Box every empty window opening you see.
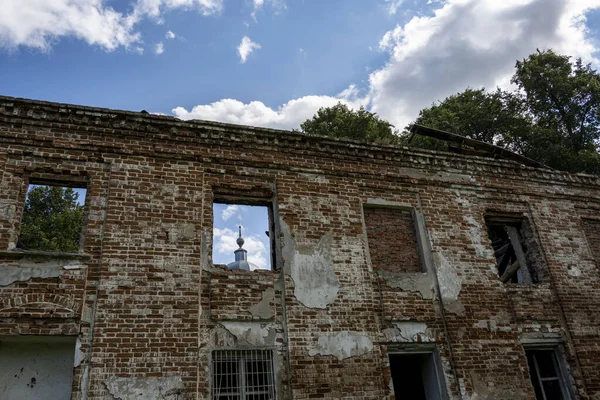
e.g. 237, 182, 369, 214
582, 218, 600, 270
18, 184, 86, 252
212, 349, 276, 399
486, 217, 541, 284
364, 207, 423, 273
525, 349, 572, 400
0, 336, 76, 400
389, 352, 447, 400
213, 202, 275, 271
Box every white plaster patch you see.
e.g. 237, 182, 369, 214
106, 376, 183, 399
383, 321, 435, 342
474, 319, 497, 332
281, 223, 339, 309
63, 265, 84, 270
567, 265, 582, 277
388, 321, 434, 342
377, 271, 433, 299
249, 288, 275, 320
221, 322, 277, 346
73, 339, 85, 367
464, 214, 491, 259
0, 266, 62, 286
308, 331, 373, 361
299, 173, 329, 184
434, 252, 464, 315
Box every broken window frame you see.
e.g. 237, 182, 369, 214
485, 216, 538, 284
17, 178, 88, 253
211, 349, 276, 399
387, 347, 449, 400
212, 194, 278, 271
524, 346, 574, 400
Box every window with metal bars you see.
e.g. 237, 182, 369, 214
525, 349, 572, 400
212, 349, 276, 400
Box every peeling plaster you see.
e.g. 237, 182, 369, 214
567, 265, 582, 277
382, 321, 435, 342
474, 319, 497, 332
464, 214, 491, 259
221, 322, 278, 346
105, 376, 183, 400
281, 220, 339, 309
398, 167, 475, 184
200, 229, 210, 269
165, 222, 195, 243
434, 252, 464, 315
0, 266, 61, 286
249, 288, 275, 320
308, 331, 373, 360
377, 270, 433, 299
0, 202, 16, 220
73, 339, 85, 367
468, 372, 530, 400
299, 173, 329, 184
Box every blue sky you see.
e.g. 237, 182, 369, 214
2, 0, 599, 130
5, 0, 600, 266
213, 203, 270, 269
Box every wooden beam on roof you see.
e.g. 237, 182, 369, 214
409, 124, 551, 169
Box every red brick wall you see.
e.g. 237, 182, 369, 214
364, 207, 422, 273
0, 96, 599, 399
209, 268, 278, 321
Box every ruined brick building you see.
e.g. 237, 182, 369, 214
0, 95, 599, 399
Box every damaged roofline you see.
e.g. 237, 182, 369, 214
409, 124, 550, 169
3, 95, 596, 183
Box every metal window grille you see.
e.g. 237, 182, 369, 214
212, 349, 276, 400
525, 349, 571, 400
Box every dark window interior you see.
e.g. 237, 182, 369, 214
525, 349, 569, 400
486, 217, 540, 284
389, 353, 444, 400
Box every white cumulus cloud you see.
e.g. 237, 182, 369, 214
155, 42, 164, 54
132, 0, 223, 19
166, 30, 176, 39
172, 0, 600, 132
173, 90, 365, 130
237, 36, 261, 63
369, 0, 600, 129
221, 205, 239, 221
0, 0, 140, 51
0, 0, 222, 51
385, 0, 403, 15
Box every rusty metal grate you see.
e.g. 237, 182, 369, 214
212, 349, 275, 399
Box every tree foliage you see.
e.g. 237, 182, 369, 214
18, 186, 84, 252
300, 103, 399, 144
408, 50, 600, 174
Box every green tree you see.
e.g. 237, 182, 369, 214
512, 50, 600, 172
408, 50, 600, 174
18, 186, 84, 252
407, 88, 532, 153
300, 102, 399, 144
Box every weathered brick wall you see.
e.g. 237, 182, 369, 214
0, 95, 599, 400
364, 207, 422, 273
209, 267, 278, 321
